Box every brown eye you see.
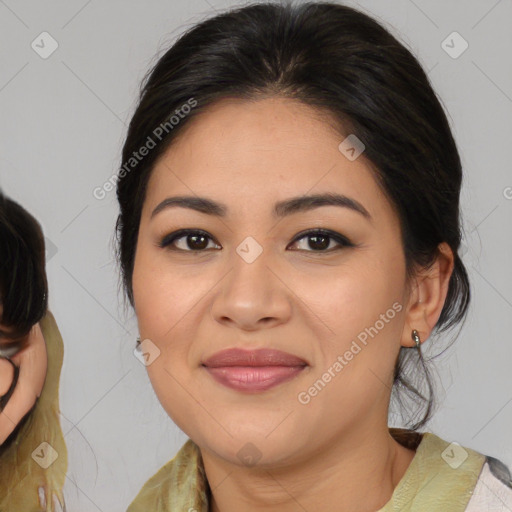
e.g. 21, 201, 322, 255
159, 229, 220, 252
288, 229, 354, 253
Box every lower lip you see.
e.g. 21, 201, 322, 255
204, 365, 306, 392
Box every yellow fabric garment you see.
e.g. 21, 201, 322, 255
127, 428, 487, 512
0, 310, 68, 511
376, 430, 486, 512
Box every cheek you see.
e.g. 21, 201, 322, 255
133, 244, 182, 338
132, 246, 208, 377
294, 258, 404, 374
133, 268, 206, 343
294, 259, 395, 331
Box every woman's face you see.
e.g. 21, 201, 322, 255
132, 97, 428, 465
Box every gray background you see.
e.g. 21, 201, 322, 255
1, 0, 511, 510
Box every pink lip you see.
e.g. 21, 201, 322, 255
202, 348, 308, 367
204, 366, 306, 392
202, 348, 308, 392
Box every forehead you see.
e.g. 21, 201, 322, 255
144, 97, 394, 223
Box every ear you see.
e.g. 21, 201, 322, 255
401, 242, 455, 348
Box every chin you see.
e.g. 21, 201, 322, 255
197, 428, 304, 469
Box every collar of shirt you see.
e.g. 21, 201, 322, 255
127, 428, 488, 512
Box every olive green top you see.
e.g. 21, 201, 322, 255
0, 310, 68, 511
127, 428, 488, 512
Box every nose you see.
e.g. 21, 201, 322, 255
209, 244, 292, 331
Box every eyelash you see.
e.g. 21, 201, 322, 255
158, 228, 354, 254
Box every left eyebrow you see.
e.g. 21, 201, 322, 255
150, 193, 372, 222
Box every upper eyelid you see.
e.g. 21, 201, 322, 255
162, 228, 350, 249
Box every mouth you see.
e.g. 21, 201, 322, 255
202, 347, 308, 392
203, 365, 306, 392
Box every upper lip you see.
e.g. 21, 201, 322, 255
202, 348, 308, 368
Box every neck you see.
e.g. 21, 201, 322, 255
202, 425, 417, 512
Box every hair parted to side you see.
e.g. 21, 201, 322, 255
114, 1, 471, 430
